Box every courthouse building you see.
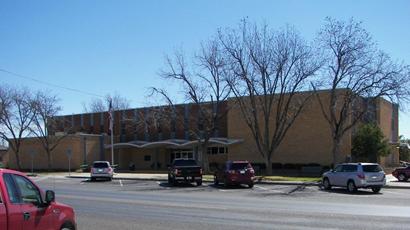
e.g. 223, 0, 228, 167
5, 89, 400, 171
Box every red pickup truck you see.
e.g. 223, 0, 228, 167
0, 169, 76, 230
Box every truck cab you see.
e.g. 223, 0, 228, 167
0, 169, 76, 230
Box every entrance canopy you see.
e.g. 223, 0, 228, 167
105, 138, 243, 149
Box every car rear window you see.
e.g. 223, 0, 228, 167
93, 162, 109, 168
173, 160, 198, 166
362, 165, 383, 172
230, 163, 251, 170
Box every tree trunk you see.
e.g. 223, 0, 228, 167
265, 156, 272, 175
14, 150, 22, 170
47, 149, 52, 172
199, 144, 210, 173
331, 137, 342, 167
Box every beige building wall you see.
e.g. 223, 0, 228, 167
6, 135, 103, 170
377, 98, 400, 166
227, 91, 352, 167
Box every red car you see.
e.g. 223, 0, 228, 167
392, 165, 410, 182
0, 169, 76, 230
214, 161, 255, 188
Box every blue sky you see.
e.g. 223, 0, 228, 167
0, 0, 409, 137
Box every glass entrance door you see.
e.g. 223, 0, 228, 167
170, 149, 194, 162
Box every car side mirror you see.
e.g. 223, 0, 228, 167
45, 190, 55, 204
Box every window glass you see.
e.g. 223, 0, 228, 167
343, 165, 358, 172
334, 165, 343, 172
144, 155, 151, 162
219, 147, 225, 154
230, 163, 251, 170
12, 175, 42, 204
93, 162, 109, 168
211, 147, 218, 155
173, 159, 197, 166
3, 174, 19, 203
362, 165, 383, 172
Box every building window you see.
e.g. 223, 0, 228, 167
207, 147, 227, 155
144, 155, 151, 161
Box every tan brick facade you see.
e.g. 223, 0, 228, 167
4, 90, 399, 171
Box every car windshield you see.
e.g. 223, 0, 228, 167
362, 165, 383, 172
173, 160, 197, 166
93, 162, 109, 168
231, 163, 250, 170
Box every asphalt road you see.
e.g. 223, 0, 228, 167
34, 176, 410, 230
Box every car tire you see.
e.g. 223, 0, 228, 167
323, 178, 332, 190
223, 178, 229, 188
371, 187, 381, 193
90, 177, 95, 182
248, 182, 254, 188
196, 180, 202, 186
108, 177, 112, 181
398, 173, 408, 182
60, 222, 75, 230
347, 180, 357, 193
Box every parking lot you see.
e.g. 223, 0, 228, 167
32, 175, 410, 230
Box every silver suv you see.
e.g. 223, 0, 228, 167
322, 163, 386, 193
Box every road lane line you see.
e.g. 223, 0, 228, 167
32, 176, 50, 182
119, 179, 123, 187
254, 185, 269, 190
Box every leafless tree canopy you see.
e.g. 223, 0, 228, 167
152, 39, 231, 171
31, 91, 67, 170
315, 17, 410, 164
83, 93, 130, 113
0, 85, 36, 170
219, 21, 320, 174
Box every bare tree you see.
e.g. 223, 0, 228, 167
83, 93, 130, 113
0, 86, 36, 170
315, 18, 410, 165
219, 21, 320, 175
30, 91, 67, 171
154, 39, 231, 172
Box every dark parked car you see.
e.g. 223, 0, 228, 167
214, 161, 255, 188
392, 165, 410, 182
168, 159, 203, 186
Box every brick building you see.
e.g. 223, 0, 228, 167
5, 89, 400, 171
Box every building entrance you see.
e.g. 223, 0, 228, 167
170, 149, 194, 162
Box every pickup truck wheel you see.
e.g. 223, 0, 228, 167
398, 173, 408, 182
347, 180, 357, 193
371, 187, 381, 193
196, 180, 202, 186
214, 176, 219, 186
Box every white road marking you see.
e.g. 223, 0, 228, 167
156, 181, 161, 184
31, 176, 50, 182
119, 179, 123, 187
254, 185, 269, 190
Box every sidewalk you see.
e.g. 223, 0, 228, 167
34, 172, 410, 189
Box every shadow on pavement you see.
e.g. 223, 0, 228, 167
319, 187, 383, 195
